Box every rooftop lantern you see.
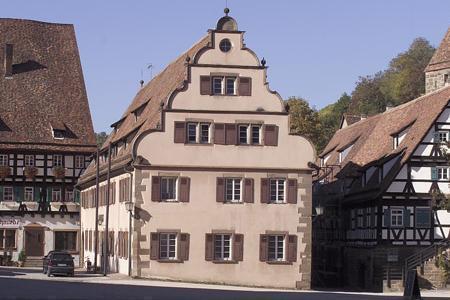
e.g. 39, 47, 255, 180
216, 8, 238, 31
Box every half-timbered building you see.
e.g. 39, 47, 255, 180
312, 27, 450, 291
78, 9, 315, 289
0, 19, 97, 266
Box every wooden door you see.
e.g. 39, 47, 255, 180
25, 228, 44, 256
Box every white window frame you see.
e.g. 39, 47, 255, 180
269, 179, 286, 203
65, 190, 74, 202
52, 188, 62, 202
225, 178, 242, 203
238, 124, 249, 144
160, 177, 178, 202
391, 208, 404, 227
199, 123, 210, 144
53, 155, 63, 167
212, 77, 223, 95
74, 156, 84, 169
3, 187, 13, 201
437, 131, 449, 143
437, 167, 449, 181
159, 233, 177, 260
393, 135, 399, 150
187, 123, 197, 144
268, 235, 285, 262
0, 154, 8, 167
24, 187, 34, 202
24, 155, 35, 167
214, 234, 232, 261
225, 77, 236, 95
250, 125, 261, 145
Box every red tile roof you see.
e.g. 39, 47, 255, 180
0, 19, 96, 153
425, 27, 450, 72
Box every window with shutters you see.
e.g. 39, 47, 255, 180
53, 154, 63, 167
268, 235, 285, 261
251, 125, 261, 144
24, 155, 34, 167
213, 77, 223, 95
416, 207, 431, 228
225, 178, 241, 202
52, 188, 62, 202
270, 179, 285, 203
238, 124, 262, 145
238, 125, 248, 144
437, 167, 449, 180
24, 187, 34, 202
186, 122, 211, 144
0, 154, 8, 167
214, 234, 232, 261
390, 208, 403, 227
161, 177, 178, 201
159, 233, 177, 260
3, 187, 13, 201
187, 123, 197, 143
225, 77, 236, 95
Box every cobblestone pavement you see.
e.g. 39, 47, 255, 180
0, 267, 448, 300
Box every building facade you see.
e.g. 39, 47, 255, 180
0, 19, 97, 265
78, 11, 315, 289
313, 27, 450, 291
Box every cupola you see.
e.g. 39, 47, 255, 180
216, 8, 238, 31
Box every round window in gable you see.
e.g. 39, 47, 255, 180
219, 39, 232, 53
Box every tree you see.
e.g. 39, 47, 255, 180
318, 93, 351, 149
349, 72, 389, 115
287, 97, 323, 152
95, 132, 108, 148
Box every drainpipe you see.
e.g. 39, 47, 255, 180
123, 164, 134, 277
103, 144, 112, 276
94, 149, 100, 272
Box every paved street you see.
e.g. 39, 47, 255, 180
0, 267, 449, 300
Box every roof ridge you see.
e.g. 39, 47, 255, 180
0, 18, 73, 26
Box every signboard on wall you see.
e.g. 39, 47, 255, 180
0, 218, 22, 228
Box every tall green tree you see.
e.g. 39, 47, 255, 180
95, 132, 108, 148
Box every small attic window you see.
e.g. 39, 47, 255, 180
53, 129, 65, 139
392, 125, 411, 149
219, 39, 232, 53
131, 100, 149, 122
51, 121, 67, 140
338, 144, 354, 163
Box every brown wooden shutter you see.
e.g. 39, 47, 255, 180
179, 177, 190, 202
151, 176, 161, 202
287, 179, 298, 204
264, 124, 279, 146
214, 123, 226, 145
174, 122, 186, 143
238, 77, 252, 96
205, 233, 213, 261
178, 233, 190, 261
89, 230, 92, 252
225, 124, 237, 145
260, 178, 269, 203
233, 234, 244, 261
125, 232, 129, 259
259, 234, 268, 262
150, 233, 159, 260
287, 235, 298, 262
243, 178, 254, 203
200, 76, 211, 95
216, 178, 225, 203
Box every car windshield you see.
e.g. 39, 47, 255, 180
52, 254, 71, 261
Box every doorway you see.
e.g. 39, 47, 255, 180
25, 227, 45, 256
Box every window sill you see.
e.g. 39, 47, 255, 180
184, 143, 213, 146
267, 202, 289, 205
266, 260, 292, 265
212, 260, 238, 264
160, 200, 180, 203
157, 259, 183, 263
223, 201, 244, 205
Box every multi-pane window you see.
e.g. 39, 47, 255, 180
239, 125, 248, 144
0, 229, 16, 249
214, 234, 232, 260
268, 235, 285, 261
225, 178, 241, 202
24, 155, 34, 167
65, 190, 74, 202
187, 123, 197, 143
54, 231, 77, 251
437, 131, 449, 143
225, 77, 236, 95
391, 208, 404, 227
24, 187, 34, 202
356, 209, 364, 228
187, 123, 210, 144
437, 167, 449, 180
75, 156, 84, 169
213, 77, 223, 95
251, 125, 261, 144
53, 155, 63, 167
0, 154, 8, 166
159, 233, 177, 260
3, 187, 13, 201
416, 207, 431, 228
161, 177, 177, 201
270, 179, 286, 203
52, 188, 62, 202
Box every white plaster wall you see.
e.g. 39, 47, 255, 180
435, 210, 450, 239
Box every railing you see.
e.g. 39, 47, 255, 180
402, 239, 450, 285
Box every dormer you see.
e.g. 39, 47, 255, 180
391, 123, 413, 150
50, 120, 67, 140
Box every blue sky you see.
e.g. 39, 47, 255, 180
3, 0, 450, 132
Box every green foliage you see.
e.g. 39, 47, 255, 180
18, 249, 26, 262
318, 93, 351, 149
435, 252, 449, 282
95, 132, 108, 148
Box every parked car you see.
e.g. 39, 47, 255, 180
42, 251, 74, 277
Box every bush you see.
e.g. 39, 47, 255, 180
18, 249, 26, 262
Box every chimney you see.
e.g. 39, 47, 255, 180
4, 44, 13, 78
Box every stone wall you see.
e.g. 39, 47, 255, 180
425, 69, 449, 94
418, 257, 448, 289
